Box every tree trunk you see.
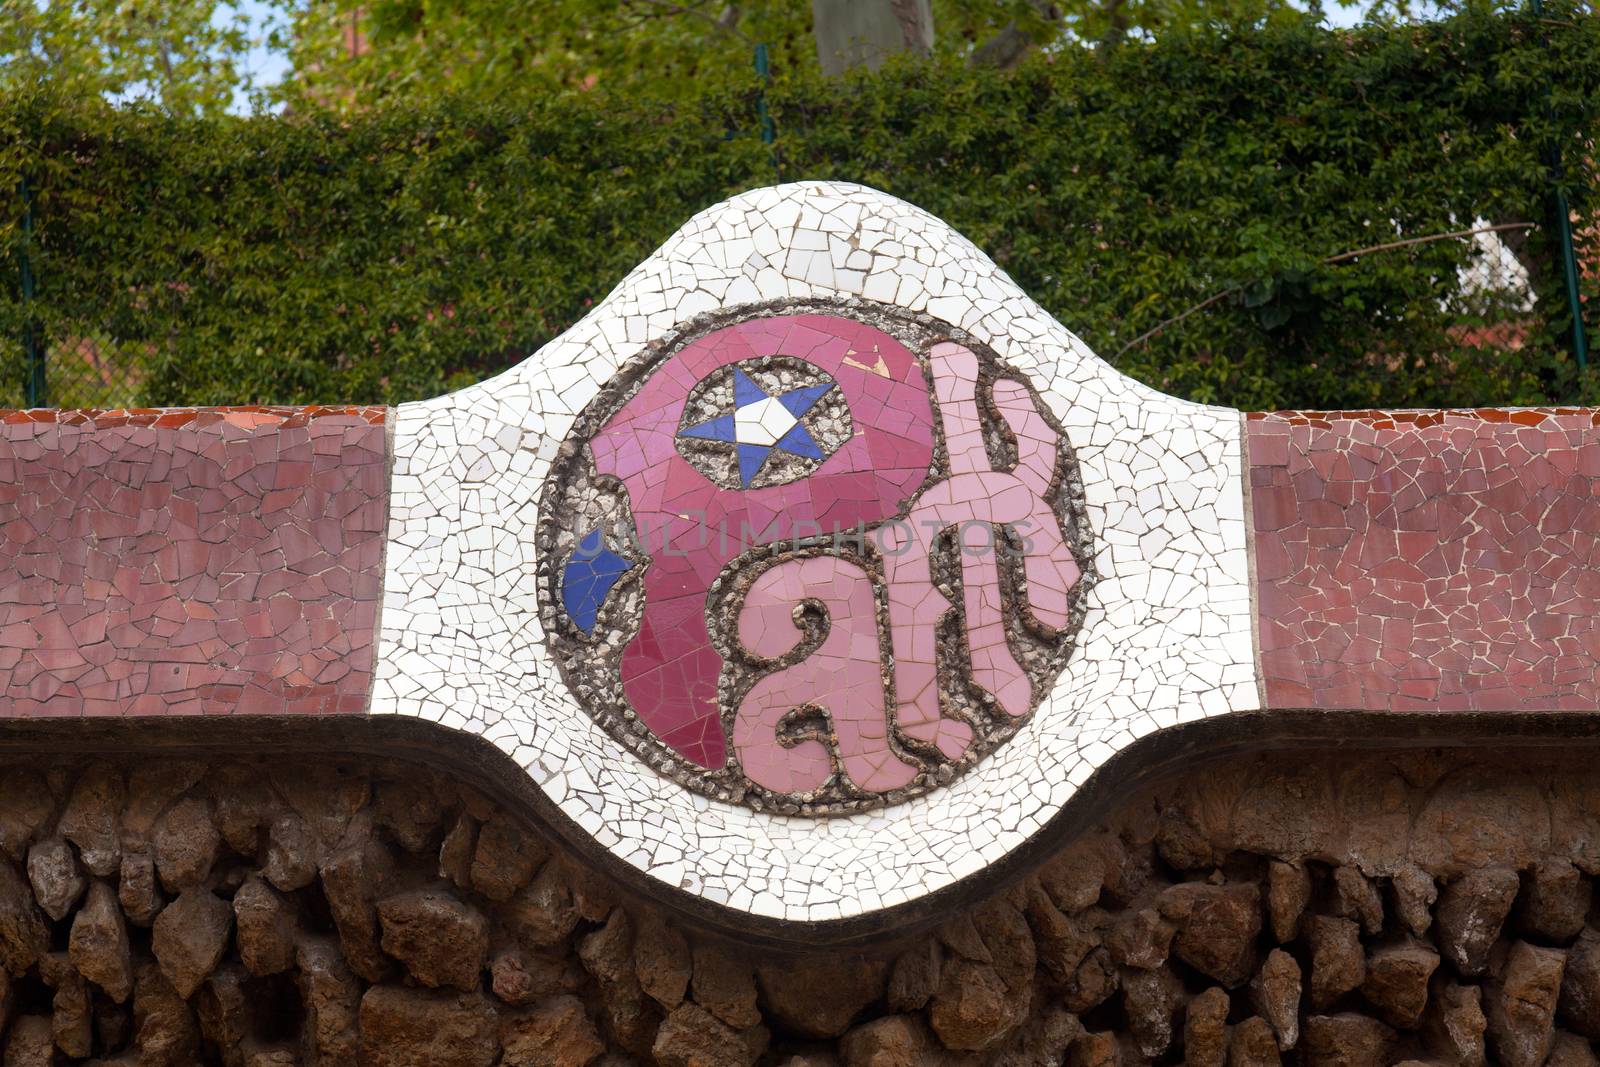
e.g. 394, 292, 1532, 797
811, 0, 934, 75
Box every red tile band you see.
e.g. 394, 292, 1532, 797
0, 407, 388, 717
5, 401, 1598, 724
1249, 409, 1600, 712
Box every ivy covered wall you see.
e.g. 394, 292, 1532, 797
2, 7, 1596, 411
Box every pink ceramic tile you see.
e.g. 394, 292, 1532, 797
0, 406, 388, 718
732, 555, 915, 794
877, 343, 1083, 757
1249, 409, 1600, 713
597, 316, 935, 769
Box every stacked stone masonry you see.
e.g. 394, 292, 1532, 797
0, 749, 1594, 1065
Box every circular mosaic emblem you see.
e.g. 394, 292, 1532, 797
538, 305, 1095, 814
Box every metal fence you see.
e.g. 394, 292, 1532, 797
1449, 216, 1591, 373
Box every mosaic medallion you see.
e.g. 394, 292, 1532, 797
538, 304, 1094, 813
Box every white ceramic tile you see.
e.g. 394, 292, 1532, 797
372, 182, 1259, 923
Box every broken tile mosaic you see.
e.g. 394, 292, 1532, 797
374, 182, 1259, 922
1249, 408, 1600, 713
0, 406, 386, 718
560, 530, 635, 635
678, 367, 837, 487
8, 183, 1599, 931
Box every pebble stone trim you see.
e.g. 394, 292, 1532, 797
374, 182, 1259, 922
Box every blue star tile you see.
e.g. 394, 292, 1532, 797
732, 367, 766, 406
678, 413, 736, 443
778, 382, 833, 418
775, 422, 824, 460
562, 529, 634, 634
677, 367, 841, 488
737, 443, 771, 486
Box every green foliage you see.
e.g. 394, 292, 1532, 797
2, 8, 1596, 410
0, 0, 269, 116
271, 0, 1330, 111
277, 0, 810, 107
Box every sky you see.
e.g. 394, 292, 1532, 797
230, 0, 293, 113
224, 0, 1377, 114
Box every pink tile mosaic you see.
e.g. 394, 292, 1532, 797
877, 342, 1082, 759
0, 406, 388, 717
589, 315, 937, 769
553, 308, 1093, 810
1249, 408, 1600, 712
374, 182, 1251, 920
732, 555, 914, 794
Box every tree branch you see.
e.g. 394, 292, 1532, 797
970, 0, 1062, 69
625, 0, 754, 44
969, 24, 1033, 69
1321, 222, 1535, 264
1113, 223, 1539, 360
1112, 288, 1239, 360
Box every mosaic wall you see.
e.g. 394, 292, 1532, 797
3, 183, 1599, 935
377, 183, 1256, 923
0, 407, 386, 718
1250, 409, 1600, 712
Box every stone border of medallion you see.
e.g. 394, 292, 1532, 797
534, 298, 1098, 816
375, 181, 1259, 925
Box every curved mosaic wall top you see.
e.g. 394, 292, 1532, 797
378, 183, 1255, 926
4, 182, 1600, 935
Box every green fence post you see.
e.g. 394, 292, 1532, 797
19, 176, 45, 407
754, 43, 779, 181
1530, 0, 1589, 375
1551, 185, 1590, 374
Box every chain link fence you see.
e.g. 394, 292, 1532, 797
1446, 219, 1590, 369
1452, 217, 1594, 381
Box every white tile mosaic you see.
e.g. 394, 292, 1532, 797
372, 182, 1260, 922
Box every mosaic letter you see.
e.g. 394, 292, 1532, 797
877, 342, 1082, 759
589, 315, 935, 768
732, 555, 917, 794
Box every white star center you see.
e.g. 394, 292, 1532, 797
734, 396, 799, 447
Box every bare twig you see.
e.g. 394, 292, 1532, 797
1112, 289, 1240, 360
1322, 221, 1535, 264
1113, 222, 1538, 360
626, 0, 754, 44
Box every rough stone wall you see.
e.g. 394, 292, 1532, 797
2, 749, 1600, 1065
